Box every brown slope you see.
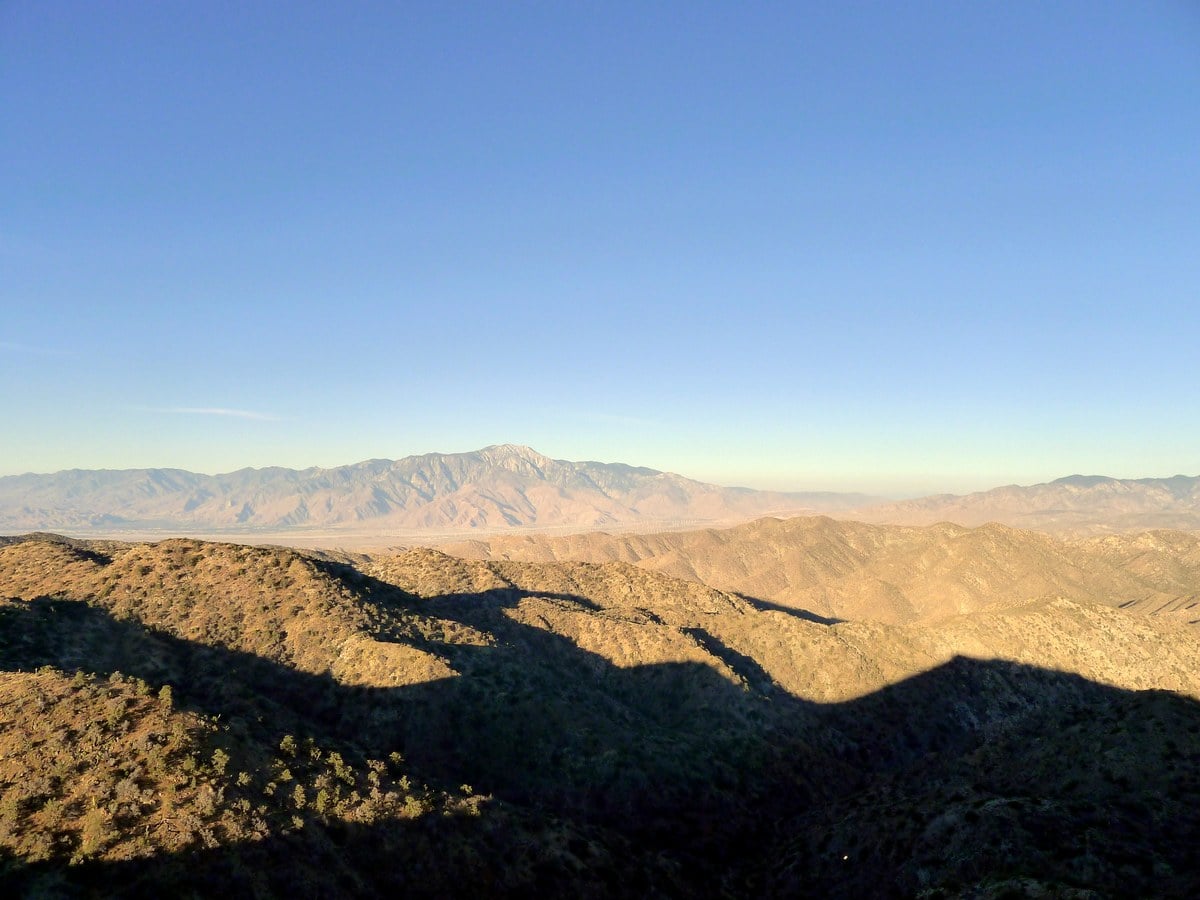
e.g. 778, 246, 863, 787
6, 535, 1200, 897
0, 607, 624, 898
0, 535, 452, 687
15, 530, 1197, 729
440, 515, 1200, 624
6, 533, 1200, 721
14, 532, 1195, 724
1068, 528, 1200, 618
360, 548, 1200, 704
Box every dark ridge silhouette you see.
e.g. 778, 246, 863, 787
3, 572, 1200, 895
772, 680, 1200, 899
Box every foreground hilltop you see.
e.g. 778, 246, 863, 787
4, 533, 1200, 895
0, 445, 871, 535
445, 514, 1200, 624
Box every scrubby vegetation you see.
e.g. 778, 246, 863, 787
0, 667, 457, 865
3, 533, 1200, 897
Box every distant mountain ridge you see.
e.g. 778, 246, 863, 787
850, 473, 1200, 535
0, 444, 872, 534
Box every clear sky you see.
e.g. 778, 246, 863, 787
2, 2, 1198, 495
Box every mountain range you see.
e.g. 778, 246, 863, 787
0, 444, 871, 536
851, 473, 1200, 535
2, 447, 1197, 540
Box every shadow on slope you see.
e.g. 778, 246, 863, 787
3, 582, 1200, 897
734, 592, 845, 625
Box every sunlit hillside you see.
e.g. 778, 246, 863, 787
4, 533, 1200, 896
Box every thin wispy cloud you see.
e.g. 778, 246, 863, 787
149, 406, 283, 422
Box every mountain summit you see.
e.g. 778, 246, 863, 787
0, 445, 873, 535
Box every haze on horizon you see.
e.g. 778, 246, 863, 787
2, 3, 1197, 496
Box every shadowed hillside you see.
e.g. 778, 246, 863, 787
3, 534, 1200, 896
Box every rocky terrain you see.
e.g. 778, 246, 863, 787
0, 445, 871, 535
445, 515, 1200, 624
3, 531, 1200, 896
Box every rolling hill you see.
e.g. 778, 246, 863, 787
443, 514, 1200, 624
4, 533, 1200, 895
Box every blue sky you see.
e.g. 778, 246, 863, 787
2, 2, 1198, 494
